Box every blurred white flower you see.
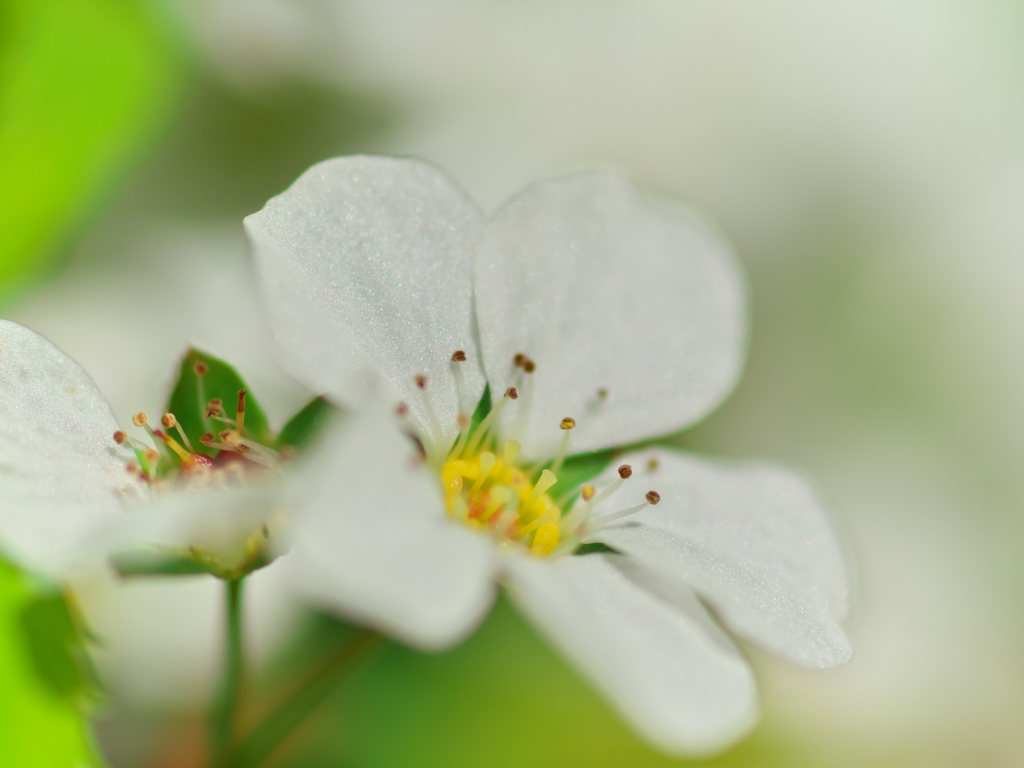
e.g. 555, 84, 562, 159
0, 320, 286, 578
244, 155, 853, 755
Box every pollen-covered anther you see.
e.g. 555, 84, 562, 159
199, 433, 215, 447
550, 416, 576, 475
132, 412, 148, 427
513, 353, 526, 367
451, 350, 467, 362
522, 358, 536, 373
590, 489, 661, 532
204, 398, 224, 419
113, 430, 127, 445
581, 484, 595, 501
460, 385, 520, 458
235, 389, 247, 435
618, 464, 633, 479
194, 361, 209, 377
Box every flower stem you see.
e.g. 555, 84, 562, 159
225, 629, 381, 768
210, 577, 245, 766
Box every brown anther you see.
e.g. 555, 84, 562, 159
396, 402, 409, 417
452, 350, 467, 362
144, 449, 159, 463
597, 388, 609, 400
581, 484, 596, 501
132, 412, 148, 427
560, 417, 576, 430
236, 389, 246, 413
161, 413, 178, 429
414, 374, 428, 389
645, 491, 661, 505
458, 413, 470, 427
193, 361, 209, 377
204, 398, 223, 419
513, 353, 526, 367
647, 458, 659, 471
505, 387, 518, 400
618, 464, 633, 479
237, 444, 250, 454
219, 430, 240, 445
523, 359, 536, 373
113, 430, 127, 444
199, 433, 215, 446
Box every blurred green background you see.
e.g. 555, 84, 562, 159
4, 1, 1024, 766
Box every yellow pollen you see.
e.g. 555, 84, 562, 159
530, 524, 560, 557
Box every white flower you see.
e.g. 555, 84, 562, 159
0, 323, 287, 578
244, 155, 853, 755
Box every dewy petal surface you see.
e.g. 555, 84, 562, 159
245, 155, 486, 445
475, 173, 745, 457
285, 397, 496, 650
588, 449, 853, 667
0, 321, 145, 574
504, 553, 758, 756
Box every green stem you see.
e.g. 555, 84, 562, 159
210, 577, 245, 766
226, 629, 381, 768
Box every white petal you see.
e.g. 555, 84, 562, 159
100, 485, 285, 571
0, 321, 146, 574
504, 553, 758, 756
587, 449, 853, 667
245, 155, 486, 446
475, 173, 746, 457
285, 396, 496, 650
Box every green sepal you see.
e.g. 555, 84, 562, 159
110, 549, 222, 578
19, 591, 103, 703
110, 546, 275, 581
573, 542, 619, 556
275, 396, 339, 452
469, 384, 492, 433
164, 348, 272, 460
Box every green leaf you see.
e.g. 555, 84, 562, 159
0, 561, 107, 766
0, 0, 182, 302
19, 592, 102, 701
276, 397, 339, 452
164, 348, 273, 459
553, 449, 615, 504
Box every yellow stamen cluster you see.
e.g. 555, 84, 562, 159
441, 439, 565, 557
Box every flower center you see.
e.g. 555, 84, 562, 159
404, 352, 661, 558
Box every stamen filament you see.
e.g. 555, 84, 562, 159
235, 389, 247, 436
519, 506, 558, 537
194, 361, 210, 430
480, 486, 512, 521
589, 465, 633, 508
414, 375, 444, 460
502, 440, 521, 473
549, 417, 575, 476
451, 351, 469, 417
465, 387, 517, 457
470, 452, 496, 494
448, 414, 472, 461
158, 431, 191, 462
162, 413, 194, 452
